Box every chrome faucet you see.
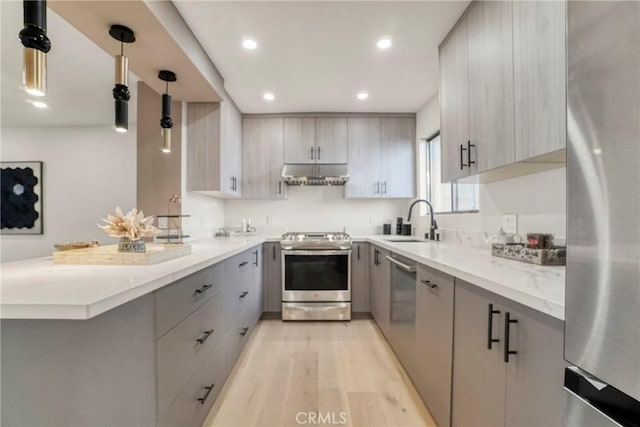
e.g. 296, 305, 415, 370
407, 199, 439, 241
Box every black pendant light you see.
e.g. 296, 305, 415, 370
109, 25, 135, 133
158, 70, 177, 153
20, 0, 51, 97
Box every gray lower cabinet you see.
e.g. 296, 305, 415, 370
414, 265, 454, 427
263, 242, 282, 313
369, 245, 390, 338
351, 242, 370, 313
452, 279, 565, 427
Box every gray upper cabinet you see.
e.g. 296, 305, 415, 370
467, 0, 515, 172
315, 117, 348, 163
346, 118, 382, 198
187, 101, 242, 198
513, 0, 567, 161
346, 117, 416, 199
440, 19, 472, 182
439, 0, 566, 183
380, 118, 416, 198
284, 117, 316, 164
242, 117, 287, 199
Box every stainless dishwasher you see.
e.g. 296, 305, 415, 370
387, 254, 417, 371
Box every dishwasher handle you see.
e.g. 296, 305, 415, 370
386, 255, 417, 273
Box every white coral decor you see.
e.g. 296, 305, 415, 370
98, 207, 159, 241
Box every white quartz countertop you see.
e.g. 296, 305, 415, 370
1, 237, 265, 320
1, 235, 565, 321
365, 236, 565, 320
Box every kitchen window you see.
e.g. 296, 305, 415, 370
419, 131, 479, 214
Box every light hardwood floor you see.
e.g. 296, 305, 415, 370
203, 320, 436, 427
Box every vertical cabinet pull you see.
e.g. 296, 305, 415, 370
357, 245, 360, 260
197, 384, 215, 404
382, 181, 387, 195
504, 312, 518, 363
310, 146, 314, 160
317, 146, 321, 160
230, 176, 234, 191
278, 181, 282, 196
374, 249, 380, 266
375, 181, 380, 194
487, 303, 501, 349
240, 327, 249, 336
460, 144, 468, 169
467, 140, 475, 168
253, 250, 259, 266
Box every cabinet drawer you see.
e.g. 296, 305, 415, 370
225, 251, 254, 328
158, 341, 226, 427
225, 310, 256, 374
157, 293, 226, 414
156, 263, 225, 339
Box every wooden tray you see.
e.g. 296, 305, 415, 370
53, 244, 191, 265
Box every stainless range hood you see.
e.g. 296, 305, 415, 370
281, 164, 349, 185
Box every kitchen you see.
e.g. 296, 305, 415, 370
0, 1, 637, 426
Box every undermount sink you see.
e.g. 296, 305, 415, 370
385, 239, 424, 243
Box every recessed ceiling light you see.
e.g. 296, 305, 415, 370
377, 38, 392, 49
242, 39, 258, 50
263, 92, 275, 101
357, 92, 369, 100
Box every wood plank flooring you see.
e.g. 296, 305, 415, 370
203, 320, 436, 427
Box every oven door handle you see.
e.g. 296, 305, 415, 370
386, 255, 417, 273
282, 249, 352, 256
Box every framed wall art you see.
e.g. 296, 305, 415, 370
1, 161, 43, 235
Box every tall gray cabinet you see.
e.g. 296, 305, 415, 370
241, 117, 286, 199
263, 242, 282, 313
351, 242, 370, 314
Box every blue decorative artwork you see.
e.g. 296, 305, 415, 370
1, 161, 43, 234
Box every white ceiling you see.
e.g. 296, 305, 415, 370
1, 1, 138, 128
174, 1, 469, 114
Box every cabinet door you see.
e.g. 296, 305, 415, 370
284, 118, 316, 164
467, 0, 515, 172
504, 303, 566, 426
370, 246, 390, 339
315, 118, 348, 163
380, 117, 416, 198
351, 243, 370, 313
263, 243, 282, 313
415, 266, 454, 427
346, 117, 382, 198
440, 19, 471, 182
187, 103, 221, 192
452, 280, 506, 427
221, 100, 243, 195
242, 117, 286, 199
513, 0, 566, 161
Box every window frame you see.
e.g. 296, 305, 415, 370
422, 131, 479, 215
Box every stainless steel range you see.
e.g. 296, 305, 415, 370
281, 232, 352, 321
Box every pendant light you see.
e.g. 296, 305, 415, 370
158, 70, 177, 153
20, 0, 51, 97
109, 25, 135, 133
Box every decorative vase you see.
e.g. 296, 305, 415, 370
118, 237, 146, 253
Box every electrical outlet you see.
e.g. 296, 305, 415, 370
502, 214, 518, 234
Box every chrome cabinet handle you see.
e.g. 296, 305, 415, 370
197, 384, 215, 404
317, 146, 321, 160
375, 181, 380, 194
421, 279, 437, 289
240, 327, 249, 336
253, 250, 259, 266
467, 140, 475, 168
278, 181, 282, 196
382, 181, 387, 195
386, 255, 416, 273
195, 284, 212, 295
196, 329, 214, 344
239, 291, 249, 299
487, 304, 501, 349
310, 146, 314, 160
504, 312, 518, 363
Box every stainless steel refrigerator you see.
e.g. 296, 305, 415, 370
565, 1, 640, 426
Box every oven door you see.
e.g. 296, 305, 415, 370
282, 249, 351, 302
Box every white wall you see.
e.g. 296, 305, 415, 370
1, 126, 137, 262
179, 103, 225, 239
412, 93, 566, 246
224, 186, 405, 236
